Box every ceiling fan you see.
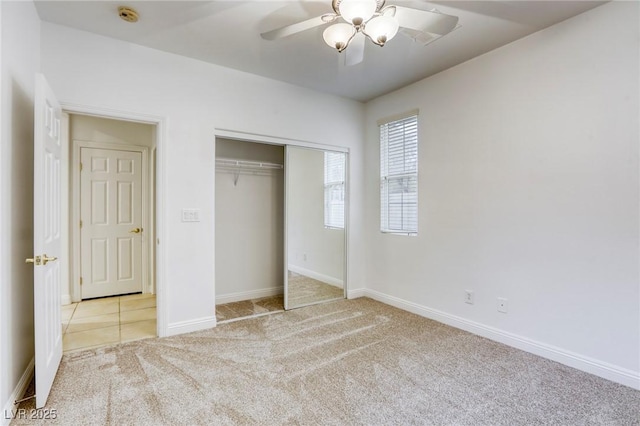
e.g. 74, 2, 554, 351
261, 0, 459, 65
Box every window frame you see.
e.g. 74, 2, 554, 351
379, 111, 419, 236
323, 151, 345, 230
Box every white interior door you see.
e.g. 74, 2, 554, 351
32, 74, 63, 409
80, 148, 143, 299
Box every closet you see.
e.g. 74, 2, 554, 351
215, 138, 285, 320
214, 137, 347, 322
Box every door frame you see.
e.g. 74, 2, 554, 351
71, 141, 150, 301
213, 128, 350, 311
61, 102, 167, 337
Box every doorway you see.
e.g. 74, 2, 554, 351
64, 113, 158, 350
213, 132, 349, 323
214, 138, 285, 322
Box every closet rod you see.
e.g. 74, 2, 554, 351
215, 157, 283, 171
216, 157, 283, 186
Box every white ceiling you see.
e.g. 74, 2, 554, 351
34, 0, 607, 102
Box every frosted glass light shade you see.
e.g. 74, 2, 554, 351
364, 15, 399, 45
323, 23, 356, 51
338, 0, 377, 25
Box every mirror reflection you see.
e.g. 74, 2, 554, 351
286, 146, 346, 309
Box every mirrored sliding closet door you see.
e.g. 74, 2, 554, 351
285, 146, 347, 309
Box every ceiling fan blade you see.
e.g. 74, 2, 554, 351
261, 15, 326, 41
344, 33, 365, 66
400, 28, 439, 46
394, 6, 458, 36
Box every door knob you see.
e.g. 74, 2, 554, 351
25, 256, 42, 265
41, 254, 58, 265
129, 227, 142, 234
25, 254, 57, 266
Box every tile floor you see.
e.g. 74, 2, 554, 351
61, 293, 156, 352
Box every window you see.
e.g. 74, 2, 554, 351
380, 112, 418, 234
324, 151, 345, 229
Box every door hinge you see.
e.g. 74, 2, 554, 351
80, 277, 83, 286
79, 220, 83, 228
80, 162, 83, 171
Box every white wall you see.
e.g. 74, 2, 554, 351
215, 139, 284, 303
364, 1, 639, 388
0, 1, 40, 420
287, 147, 345, 285
40, 22, 365, 334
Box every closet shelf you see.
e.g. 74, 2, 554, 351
215, 158, 283, 171
216, 158, 283, 185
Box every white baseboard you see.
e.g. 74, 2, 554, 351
364, 289, 640, 390
166, 316, 217, 337
2, 358, 34, 426
288, 265, 343, 288
347, 288, 366, 299
60, 294, 71, 306
215, 287, 283, 305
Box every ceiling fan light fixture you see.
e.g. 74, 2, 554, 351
323, 23, 356, 52
262, 0, 459, 62
338, 0, 377, 26
363, 15, 399, 46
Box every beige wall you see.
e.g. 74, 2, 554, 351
70, 114, 155, 148
215, 139, 284, 302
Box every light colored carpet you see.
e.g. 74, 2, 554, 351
13, 298, 640, 425
287, 271, 344, 307
216, 296, 284, 322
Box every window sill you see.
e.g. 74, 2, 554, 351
381, 230, 417, 236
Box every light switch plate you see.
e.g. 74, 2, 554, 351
181, 208, 200, 222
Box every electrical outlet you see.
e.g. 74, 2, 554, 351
497, 297, 508, 313
464, 290, 474, 305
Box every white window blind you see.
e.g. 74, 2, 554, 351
380, 113, 418, 234
324, 152, 345, 229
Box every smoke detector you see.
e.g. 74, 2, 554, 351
118, 6, 139, 23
